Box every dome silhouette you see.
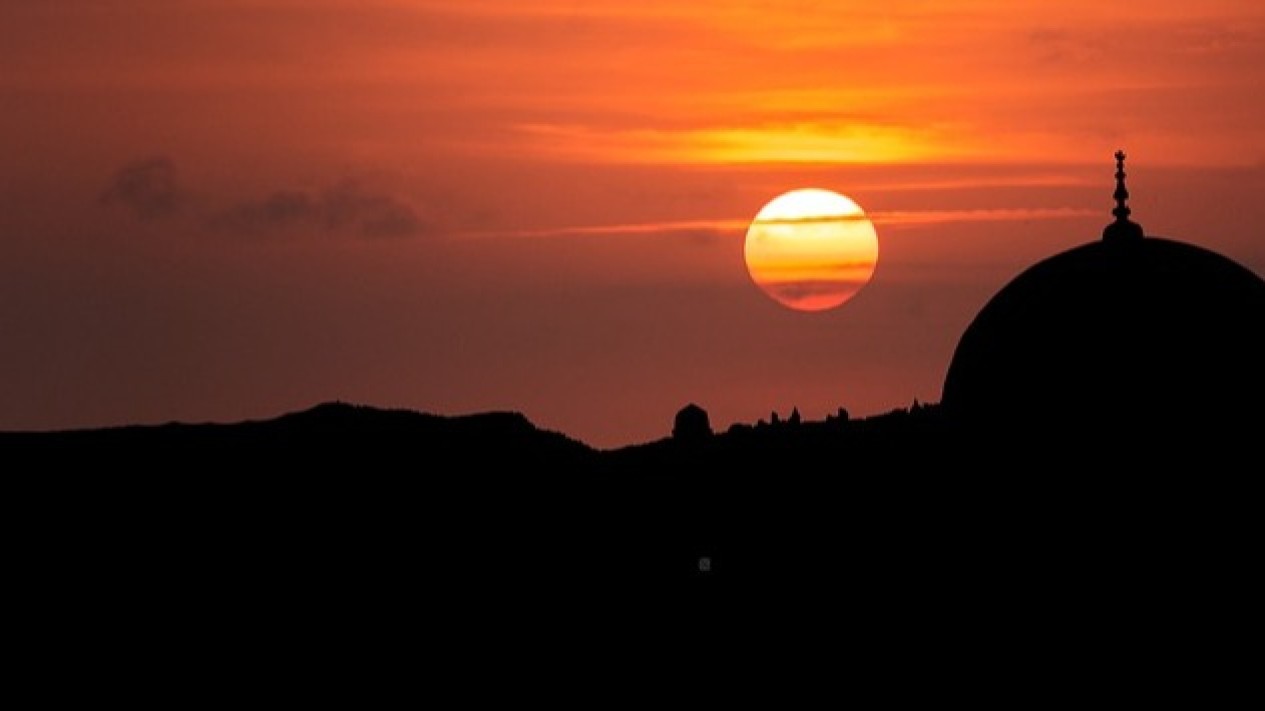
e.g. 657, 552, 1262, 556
672, 402, 712, 442
941, 152, 1265, 454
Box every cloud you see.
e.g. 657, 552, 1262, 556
100, 157, 182, 219
752, 214, 872, 226
210, 179, 425, 239
515, 121, 962, 165
870, 207, 1098, 227
467, 207, 1095, 241
478, 218, 749, 240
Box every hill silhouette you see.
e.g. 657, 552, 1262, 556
9, 398, 1255, 585
7, 397, 1258, 694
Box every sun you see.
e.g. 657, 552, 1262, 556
743, 188, 879, 312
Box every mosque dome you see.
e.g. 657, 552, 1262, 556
940, 151, 1265, 455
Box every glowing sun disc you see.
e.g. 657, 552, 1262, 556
743, 188, 879, 312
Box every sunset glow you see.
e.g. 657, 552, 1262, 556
2, 1, 1264, 448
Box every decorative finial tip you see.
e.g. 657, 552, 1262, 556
1104, 149, 1143, 241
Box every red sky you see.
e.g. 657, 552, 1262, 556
3, 1, 1264, 448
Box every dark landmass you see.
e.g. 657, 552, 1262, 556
7, 400, 1258, 690
16, 158, 1256, 691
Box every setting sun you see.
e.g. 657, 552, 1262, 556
743, 188, 879, 312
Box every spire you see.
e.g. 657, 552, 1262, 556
1103, 149, 1144, 241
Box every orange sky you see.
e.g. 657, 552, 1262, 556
2, 1, 1264, 448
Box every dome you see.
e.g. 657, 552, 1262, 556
672, 402, 712, 441
941, 152, 1265, 454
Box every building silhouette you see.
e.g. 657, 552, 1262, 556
672, 402, 713, 442
941, 151, 1265, 464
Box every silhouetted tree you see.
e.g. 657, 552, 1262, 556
789, 407, 801, 425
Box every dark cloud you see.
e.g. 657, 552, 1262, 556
212, 190, 314, 234
211, 180, 425, 239
100, 157, 182, 219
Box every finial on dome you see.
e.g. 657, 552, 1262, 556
1103, 149, 1144, 241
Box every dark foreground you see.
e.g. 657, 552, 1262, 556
7, 401, 1259, 696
